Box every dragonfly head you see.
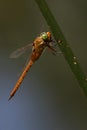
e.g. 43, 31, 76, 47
40, 32, 52, 42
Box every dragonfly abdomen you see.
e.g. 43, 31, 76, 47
9, 60, 34, 100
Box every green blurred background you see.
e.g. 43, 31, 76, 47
0, 0, 87, 130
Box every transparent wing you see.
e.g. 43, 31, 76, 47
10, 43, 32, 58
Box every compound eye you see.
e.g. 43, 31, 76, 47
40, 32, 48, 40
47, 32, 51, 40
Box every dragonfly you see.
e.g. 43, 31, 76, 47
9, 32, 58, 100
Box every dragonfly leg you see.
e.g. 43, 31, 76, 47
47, 44, 62, 55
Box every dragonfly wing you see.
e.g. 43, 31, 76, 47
10, 43, 32, 58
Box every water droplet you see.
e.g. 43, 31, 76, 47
73, 56, 76, 60
74, 62, 77, 65
73, 56, 77, 65
85, 78, 87, 81
58, 40, 62, 44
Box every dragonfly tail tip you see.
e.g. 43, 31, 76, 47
8, 95, 13, 101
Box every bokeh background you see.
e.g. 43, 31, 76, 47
0, 0, 87, 130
